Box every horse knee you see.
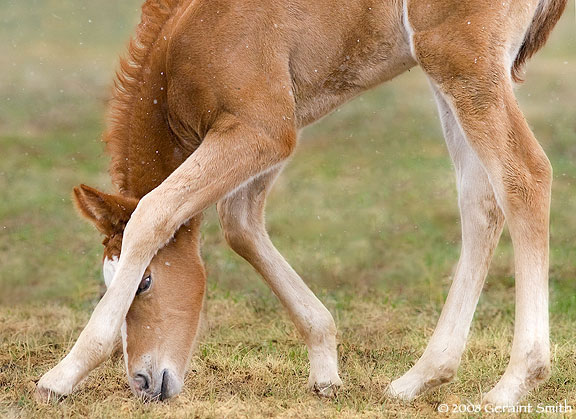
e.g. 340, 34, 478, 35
218, 205, 262, 259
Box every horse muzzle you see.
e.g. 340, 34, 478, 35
130, 368, 182, 401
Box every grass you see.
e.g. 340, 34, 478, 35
1, 1, 575, 417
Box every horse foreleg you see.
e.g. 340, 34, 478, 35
36, 114, 296, 399
217, 168, 342, 397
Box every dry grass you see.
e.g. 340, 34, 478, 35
1, 1, 575, 418
2, 297, 575, 418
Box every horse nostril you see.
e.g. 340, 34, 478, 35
160, 369, 169, 401
133, 372, 150, 391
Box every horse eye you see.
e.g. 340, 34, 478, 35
136, 275, 152, 295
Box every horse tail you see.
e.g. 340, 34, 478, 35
511, 0, 568, 82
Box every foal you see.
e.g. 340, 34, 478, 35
37, 0, 567, 405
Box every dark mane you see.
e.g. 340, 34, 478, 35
104, 0, 183, 193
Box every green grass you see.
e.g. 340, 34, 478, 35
1, 1, 575, 417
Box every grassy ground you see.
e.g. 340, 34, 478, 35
1, 1, 575, 417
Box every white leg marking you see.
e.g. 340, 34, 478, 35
483, 272, 550, 406
389, 85, 505, 401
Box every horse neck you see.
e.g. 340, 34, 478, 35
103, 0, 193, 200
123, 94, 187, 199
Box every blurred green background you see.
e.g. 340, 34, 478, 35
0, 1, 574, 319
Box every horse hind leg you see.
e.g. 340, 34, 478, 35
388, 86, 505, 401
411, 24, 551, 405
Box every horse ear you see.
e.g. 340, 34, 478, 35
72, 184, 139, 236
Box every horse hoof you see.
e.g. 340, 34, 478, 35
312, 380, 341, 398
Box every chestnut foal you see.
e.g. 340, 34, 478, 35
37, 0, 567, 405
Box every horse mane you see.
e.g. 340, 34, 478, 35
104, 0, 183, 194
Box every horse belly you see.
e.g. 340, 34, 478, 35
289, 1, 417, 126
293, 47, 416, 127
